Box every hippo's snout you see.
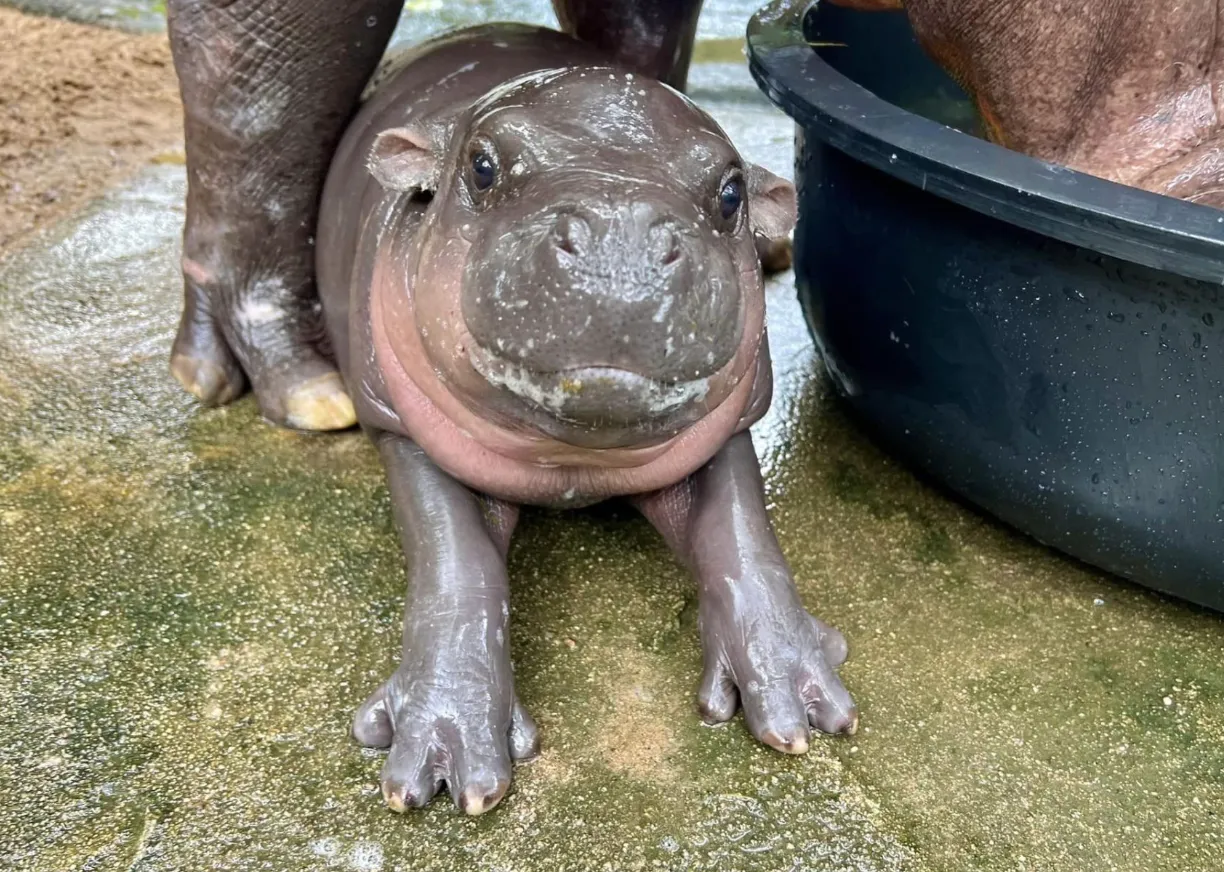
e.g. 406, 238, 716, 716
461, 195, 743, 421
551, 209, 682, 269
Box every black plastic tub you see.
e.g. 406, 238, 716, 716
746, 0, 1224, 610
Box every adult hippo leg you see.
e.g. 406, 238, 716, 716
353, 434, 539, 815
165, 0, 402, 429
634, 432, 858, 751
552, 0, 706, 90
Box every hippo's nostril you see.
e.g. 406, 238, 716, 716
553, 213, 593, 257
648, 222, 683, 267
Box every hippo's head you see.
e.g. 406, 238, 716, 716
367, 67, 795, 459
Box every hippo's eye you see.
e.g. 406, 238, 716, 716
719, 176, 744, 221
470, 151, 496, 191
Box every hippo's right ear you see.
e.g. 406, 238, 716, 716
745, 164, 798, 241
368, 126, 442, 194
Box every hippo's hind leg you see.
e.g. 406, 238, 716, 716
353, 435, 539, 815
552, 0, 706, 90
165, 0, 403, 430
634, 432, 858, 751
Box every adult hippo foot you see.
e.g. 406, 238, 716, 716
352, 648, 539, 815
635, 431, 857, 750
170, 257, 357, 431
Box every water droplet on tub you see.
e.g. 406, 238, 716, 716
1108, 312, 1126, 323
1203, 312, 1215, 327
366, 15, 378, 26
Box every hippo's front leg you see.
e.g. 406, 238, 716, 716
353, 435, 538, 815
635, 432, 857, 751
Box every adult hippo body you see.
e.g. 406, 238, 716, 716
314, 24, 857, 816
835, 0, 1224, 207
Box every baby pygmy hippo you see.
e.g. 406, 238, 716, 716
312, 23, 857, 816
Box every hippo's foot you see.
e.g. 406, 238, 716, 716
696, 572, 856, 748
165, 0, 404, 430
358, 435, 536, 814
353, 659, 539, 815
170, 257, 356, 431
634, 431, 857, 751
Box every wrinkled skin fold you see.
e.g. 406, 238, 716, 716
307, 25, 857, 815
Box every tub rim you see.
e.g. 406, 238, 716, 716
746, 0, 1224, 285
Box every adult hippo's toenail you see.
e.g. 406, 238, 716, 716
170, 354, 242, 406
283, 373, 357, 431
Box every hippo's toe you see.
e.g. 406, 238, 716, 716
354, 673, 537, 816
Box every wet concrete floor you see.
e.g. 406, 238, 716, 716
2, 4, 1224, 871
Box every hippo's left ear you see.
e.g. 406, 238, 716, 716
368, 125, 444, 194
745, 164, 798, 242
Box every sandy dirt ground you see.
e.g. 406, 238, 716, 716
0, 8, 183, 257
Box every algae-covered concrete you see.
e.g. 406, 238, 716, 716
2, 23, 1224, 872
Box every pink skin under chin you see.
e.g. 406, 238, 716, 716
369, 254, 765, 506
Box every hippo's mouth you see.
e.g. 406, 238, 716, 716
468, 343, 711, 429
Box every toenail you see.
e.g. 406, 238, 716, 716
461, 783, 506, 815
763, 729, 809, 755
383, 788, 407, 813
283, 373, 357, 430
171, 355, 237, 405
